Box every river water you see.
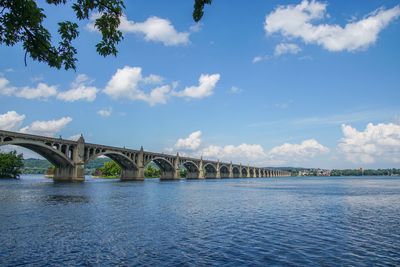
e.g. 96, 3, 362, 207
0, 175, 399, 266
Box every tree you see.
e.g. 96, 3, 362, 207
93, 160, 121, 177
145, 164, 160, 178
179, 168, 187, 178
0, 0, 212, 70
101, 161, 121, 177
0, 150, 24, 178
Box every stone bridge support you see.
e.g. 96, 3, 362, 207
53, 135, 85, 182
198, 157, 205, 179
216, 161, 221, 179
159, 153, 180, 181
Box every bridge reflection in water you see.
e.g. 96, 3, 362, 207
0, 130, 291, 182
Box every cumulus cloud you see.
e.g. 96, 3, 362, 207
0, 77, 57, 100
143, 74, 164, 85
16, 83, 58, 100
173, 74, 220, 99
0, 111, 26, 131
253, 43, 301, 63
201, 144, 267, 163
338, 123, 400, 164
19, 117, 72, 137
0, 77, 16, 96
88, 14, 190, 46
274, 43, 302, 56
174, 131, 202, 150
57, 74, 98, 102
97, 107, 112, 117
167, 130, 331, 166
264, 1, 400, 52
104, 66, 172, 106
268, 139, 329, 164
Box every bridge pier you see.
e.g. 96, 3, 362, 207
160, 169, 180, 180
53, 165, 85, 182
198, 157, 205, 179
160, 153, 181, 181
186, 171, 200, 179
216, 161, 221, 179
120, 169, 143, 181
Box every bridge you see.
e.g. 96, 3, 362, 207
0, 130, 291, 182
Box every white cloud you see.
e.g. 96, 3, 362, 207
103, 66, 171, 106
19, 117, 72, 137
144, 85, 171, 106
57, 74, 98, 102
338, 123, 400, 164
143, 74, 164, 85
201, 144, 266, 163
0, 111, 26, 131
174, 131, 202, 150
0, 77, 16, 96
97, 107, 112, 117
16, 83, 58, 100
268, 139, 329, 164
265, 1, 400, 52
122, 15, 190, 46
0, 77, 57, 100
274, 43, 301, 56
173, 74, 220, 99
88, 14, 190, 46
167, 131, 331, 166
253, 43, 301, 63
252, 55, 270, 63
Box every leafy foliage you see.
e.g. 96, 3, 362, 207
0, 0, 124, 70
0, 0, 211, 70
331, 169, 400, 176
144, 164, 160, 178
193, 0, 212, 22
179, 168, 187, 178
93, 160, 121, 177
0, 150, 24, 178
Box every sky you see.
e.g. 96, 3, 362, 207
0, 0, 400, 169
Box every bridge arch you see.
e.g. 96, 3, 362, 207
219, 165, 230, 178
0, 139, 74, 167
145, 157, 176, 179
249, 168, 254, 178
204, 163, 217, 178
181, 160, 200, 179
232, 166, 240, 178
86, 151, 138, 171
241, 167, 248, 178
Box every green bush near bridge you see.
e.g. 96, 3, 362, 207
0, 151, 24, 179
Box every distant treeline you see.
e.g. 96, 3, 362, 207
22, 158, 111, 175
330, 169, 400, 176
268, 167, 400, 177
22, 158, 188, 178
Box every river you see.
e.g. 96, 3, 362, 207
1, 175, 399, 266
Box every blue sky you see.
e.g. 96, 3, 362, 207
1, 0, 400, 168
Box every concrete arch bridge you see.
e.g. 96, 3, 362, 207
0, 130, 291, 182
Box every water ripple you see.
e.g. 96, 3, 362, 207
0, 176, 400, 266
